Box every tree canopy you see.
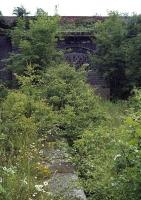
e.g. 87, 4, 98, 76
92, 12, 141, 99
8, 12, 62, 75
13, 6, 30, 17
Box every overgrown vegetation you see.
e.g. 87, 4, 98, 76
92, 12, 141, 99
7, 11, 62, 74
59, 17, 98, 33
1, 9, 141, 200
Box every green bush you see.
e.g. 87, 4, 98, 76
40, 64, 105, 140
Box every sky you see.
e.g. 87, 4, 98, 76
0, 0, 141, 16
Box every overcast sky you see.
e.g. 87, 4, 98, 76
1, 0, 141, 16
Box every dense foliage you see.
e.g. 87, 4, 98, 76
92, 12, 141, 99
1, 9, 141, 200
7, 11, 62, 74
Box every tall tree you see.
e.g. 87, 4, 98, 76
92, 12, 127, 98
13, 6, 30, 17
8, 11, 62, 74
92, 12, 141, 99
123, 15, 141, 88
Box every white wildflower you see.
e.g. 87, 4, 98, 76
32, 192, 37, 197
2, 166, 16, 174
43, 181, 48, 186
114, 154, 121, 160
23, 177, 28, 185
111, 182, 116, 186
35, 184, 44, 192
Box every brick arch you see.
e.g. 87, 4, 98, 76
58, 35, 96, 67
63, 45, 94, 67
64, 52, 88, 67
